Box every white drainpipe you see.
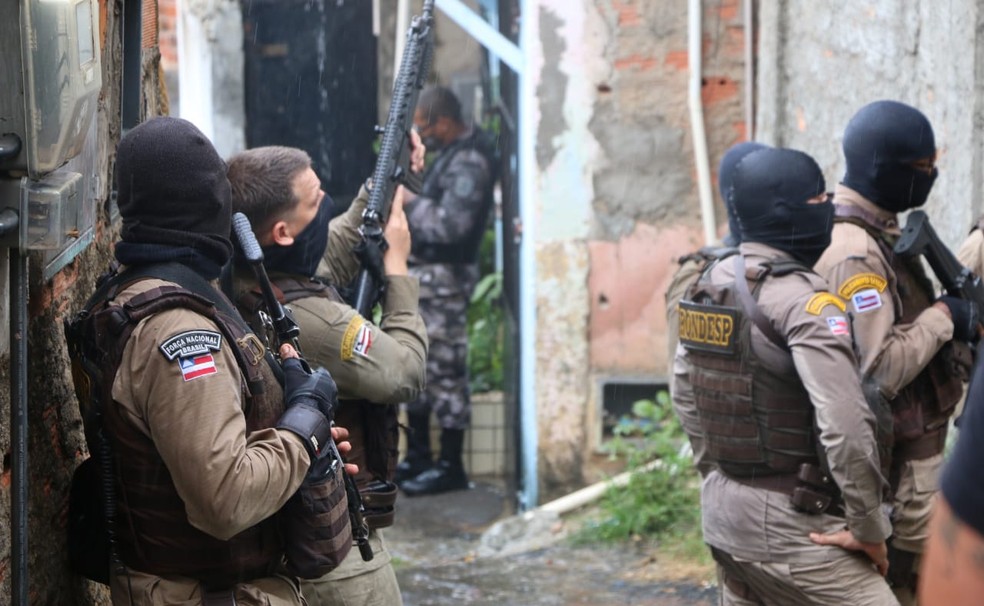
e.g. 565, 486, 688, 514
688, 0, 717, 245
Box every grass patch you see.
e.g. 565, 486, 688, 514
571, 392, 712, 573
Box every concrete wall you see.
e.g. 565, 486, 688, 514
529, 0, 749, 496
756, 0, 984, 249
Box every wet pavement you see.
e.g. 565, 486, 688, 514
387, 479, 718, 606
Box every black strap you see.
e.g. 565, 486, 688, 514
834, 203, 897, 232
732, 255, 790, 352
110, 263, 284, 384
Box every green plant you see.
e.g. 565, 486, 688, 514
467, 272, 504, 393
575, 391, 707, 564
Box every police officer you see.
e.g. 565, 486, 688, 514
78, 117, 351, 605
813, 100, 975, 605
667, 142, 767, 480
674, 147, 895, 604
396, 86, 497, 496
227, 144, 428, 606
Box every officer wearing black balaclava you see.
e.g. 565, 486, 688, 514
841, 99, 937, 213
814, 100, 970, 606
674, 145, 894, 604
732, 147, 833, 265
718, 141, 768, 246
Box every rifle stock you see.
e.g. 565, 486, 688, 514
353, 0, 435, 317
232, 212, 374, 562
895, 210, 984, 320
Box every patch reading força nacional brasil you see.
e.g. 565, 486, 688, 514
159, 330, 222, 382
678, 301, 737, 355
159, 330, 222, 361
805, 293, 847, 316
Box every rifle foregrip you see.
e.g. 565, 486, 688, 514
233, 212, 264, 263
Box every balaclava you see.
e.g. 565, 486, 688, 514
841, 100, 937, 212
733, 147, 833, 266
114, 117, 233, 279
718, 141, 768, 246
261, 193, 333, 278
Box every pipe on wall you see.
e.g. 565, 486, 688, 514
744, 0, 755, 139
688, 0, 717, 246
516, 0, 537, 511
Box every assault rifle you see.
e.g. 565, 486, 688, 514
894, 210, 984, 323
352, 0, 435, 317
232, 212, 374, 562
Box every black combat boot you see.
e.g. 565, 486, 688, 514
394, 412, 434, 486
400, 428, 470, 496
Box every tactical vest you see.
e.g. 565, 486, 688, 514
412, 128, 497, 264
235, 275, 399, 528
680, 258, 822, 478
65, 265, 284, 587
834, 214, 960, 462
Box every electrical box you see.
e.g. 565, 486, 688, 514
1, 0, 101, 179
0, 0, 102, 272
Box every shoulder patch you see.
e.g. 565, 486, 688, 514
849, 288, 883, 314
159, 330, 222, 360
452, 174, 477, 199
677, 301, 737, 355
805, 292, 847, 315
340, 316, 372, 361
837, 273, 888, 298
179, 354, 218, 381
827, 316, 850, 336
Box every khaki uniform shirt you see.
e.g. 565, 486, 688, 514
289, 184, 429, 404
813, 185, 953, 400
956, 225, 984, 277
109, 278, 310, 604
690, 242, 890, 562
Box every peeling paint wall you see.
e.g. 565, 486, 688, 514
530, 0, 748, 494
756, 1, 984, 249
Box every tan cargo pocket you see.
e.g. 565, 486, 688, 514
911, 455, 943, 494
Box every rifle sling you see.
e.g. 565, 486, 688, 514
733, 255, 790, 352
833, 203, 897, 232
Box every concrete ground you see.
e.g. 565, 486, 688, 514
386, 478, 718, 606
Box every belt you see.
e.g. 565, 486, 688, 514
726, 467, 845, 517
727, 472, 799, 493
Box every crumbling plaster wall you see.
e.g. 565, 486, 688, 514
531, 0, 747, 494
756, 0, 984, 249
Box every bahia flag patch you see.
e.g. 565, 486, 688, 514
827, 316, 850, 336
851, 288, 882, 313
179, 354, 218, 381
353, 323, 373, 357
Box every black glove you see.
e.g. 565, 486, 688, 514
277, 359, 339, 461
283, 358, 338, 420
939, 296, 980, 343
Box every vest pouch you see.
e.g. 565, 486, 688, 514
280, 463, 353, 579
67, 457, 110, 585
